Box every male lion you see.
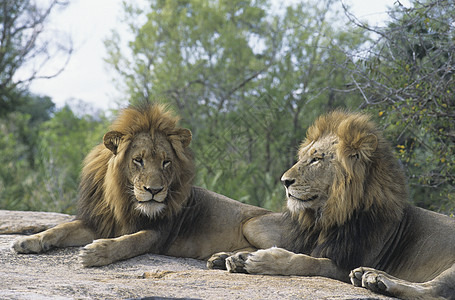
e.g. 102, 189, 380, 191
223, 111, 455, 299
12, 102, 280, 267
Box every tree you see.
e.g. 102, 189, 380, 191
344, 0, 455, 212
105, 0, 367, 209
0, 0, 71, 114
32, 104, 108, 213
105, 0, 271, 125
0, 101, 109, 213
0, 93, 54, 211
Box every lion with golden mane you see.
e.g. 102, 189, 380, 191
223, 111, 455, 299
12, 102, 280, 267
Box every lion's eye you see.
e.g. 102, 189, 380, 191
309, 154, 324, 165
163, 160, 171, 169
133, 157, 143, 167
309, 157, 320, 164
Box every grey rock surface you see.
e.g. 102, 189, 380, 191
0, 210, 395, 299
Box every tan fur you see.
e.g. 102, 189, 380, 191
225, 111, 455, 300
76, 103, 194, 237
12, 102, 279, 267
299, 110, 406, 229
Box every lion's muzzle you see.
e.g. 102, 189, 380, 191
134, 185, 167, 203
143, 186, 163, 196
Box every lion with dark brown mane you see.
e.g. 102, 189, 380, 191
222, 111, 455, 299
12, 102, 280, 267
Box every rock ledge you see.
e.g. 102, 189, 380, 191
0, 210, 394, 299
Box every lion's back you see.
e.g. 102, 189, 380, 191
191, 186, 270, 218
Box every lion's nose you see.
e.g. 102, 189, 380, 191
281, 178, 295, 188
143, 186, 163, 195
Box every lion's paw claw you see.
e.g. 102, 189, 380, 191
350, 267, 393, 295
226, 252, 250, 273
207, 252, 232, 270
350, 268, 364, 287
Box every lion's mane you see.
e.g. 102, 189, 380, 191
286, 110, 409, 270
76, 102, 194, 238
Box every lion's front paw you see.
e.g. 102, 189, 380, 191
350, 267, 366, 287
79, 239, 117, 267
243, 247, 294, 275
11, 235, 51, 254
207, 252, 233, 270
225, 252, 251, 273
350, 267, 393, 295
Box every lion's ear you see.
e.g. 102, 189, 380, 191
171, 128, 192, 148
351, 133, 378, 159
103, 131, 124, 155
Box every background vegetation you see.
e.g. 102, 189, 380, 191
1, 0, 453, 214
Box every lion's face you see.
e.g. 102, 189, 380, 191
124, 132, 177, 218
280, 111, 407, 231
281, 135, 338, 215
103, 127, 192, 220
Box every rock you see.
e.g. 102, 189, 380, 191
0, 210, 395, 299
0, 210, 74, 234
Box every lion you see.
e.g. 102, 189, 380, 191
221, 111, 455, 299
12, 102, 282, 267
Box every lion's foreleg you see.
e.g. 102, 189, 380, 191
208, 213, 285, 270
431, 263, 455, 300
79, 229, 158, 267
226, 247, 348, 281
207, 213, 284, 271
12, 220, 95, 253
351, 265, 455, 300
242, 213, 286, 249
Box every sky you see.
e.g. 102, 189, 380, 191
23, 0, 409, 112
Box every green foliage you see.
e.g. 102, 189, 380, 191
0, 100, 108, 214
106, 0, 366, 210
0, 112, 34, 210
32, 106, 109, 213
2, 0, 452, 216
348, 0, 455, 213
